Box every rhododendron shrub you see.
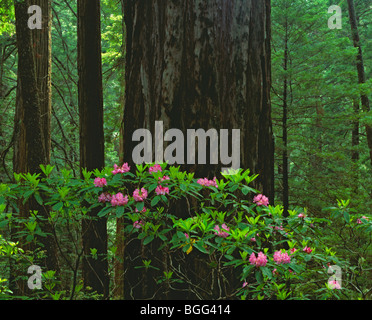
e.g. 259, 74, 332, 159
0, 164, 370, 300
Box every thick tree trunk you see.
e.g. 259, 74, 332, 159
14, 0, 46, 175
347, 0, 372, 166
12, 0, 57, 294
122, 0, 273, 299
77, 0, 108, 298
33, 0, 52, 164
123, 0, 273, 198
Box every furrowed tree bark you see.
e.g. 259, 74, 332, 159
121, 0, 273, 299
77, 0, 108, 298
33, 0, 52, 164
12, 0, 57, 294
347, 0, 372, 167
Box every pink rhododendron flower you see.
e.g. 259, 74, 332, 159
290, 248, 297, 254
298, 213, 306, 218
303, 246, 313, 254
111, 193, 128, 207
149, 164, 162, 174
112, 163, 130, 175
94, 177, 107, 187
253, 194, 269, 206
133, 188, 148, 201
197, 177, 218, 188
135, 206, 147, 213
158, 175, 170, 183
242, 281, 248, 288
214, 223, 230, 238
328, 279, 341, 290
98, 192, 112, 203
133, 220, 144, 229
357, 216, 369, 224
249, 252, 267, 267
273, 250, 291, 264
155, 185, 170, 195
256, 252, 268, 267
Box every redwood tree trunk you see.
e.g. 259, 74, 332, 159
77, 0, 108, 298
12, 0, 57, 294
282, 16, 289, 218
33, 0, 52, 164
121, 0, 273, 299
123, 0, 273, 200
347, 0, 372, 166
113, 0, 127, 300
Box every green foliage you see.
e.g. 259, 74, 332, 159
0, 164, 370, 299
271, 0, 372, 213
0, 0, 15, 36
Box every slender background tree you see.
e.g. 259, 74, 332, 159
77, 0, 108, 298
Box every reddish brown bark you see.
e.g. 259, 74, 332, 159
121, 0, 274, 299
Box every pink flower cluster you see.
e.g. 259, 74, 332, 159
253, 194, 269, 206
94, 177, 107, 187
303, 246, 313, 254
98, 192, 112, 203
149, 164, 162, 174
155, 185, 170, 195
135, 206, 147, 213
158, 175, 170, 183
133, 220, 144, 229
111, 192, 128, 206
112, 163, 130, 175
197, 177, 218, 188
328, 279, 341, 290
249, 252, 268, 267
214, 224, 230, 238
133, 188, 148, 202
273, 250, 291, 264
357, 216, 368, 224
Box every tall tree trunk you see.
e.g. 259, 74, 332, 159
77, 0, 108, 298
351, 100, 360, 193
122, 0, 273, 299
33, 0, 52, 164
351, 100, 360, 163
347, 0, 372, 166
282, 16, 289, 218
113, 0, 126, 300
12, 0, 57, 294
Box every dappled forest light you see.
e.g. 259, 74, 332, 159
0, 0, 371, 302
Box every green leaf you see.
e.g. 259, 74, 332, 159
194, 241, 208, 254
116, 206, 125, 218
151, 196, 160, 206
261, 266, 272, 279
52, 202, 63, 212
34, 192, 43, 206
143, 235, 154, 245
98, 205, 112, 217
255, 269, 263, 284
135, 201, 145, 212
343, 211, 350, 224
23, 190, 34, 204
